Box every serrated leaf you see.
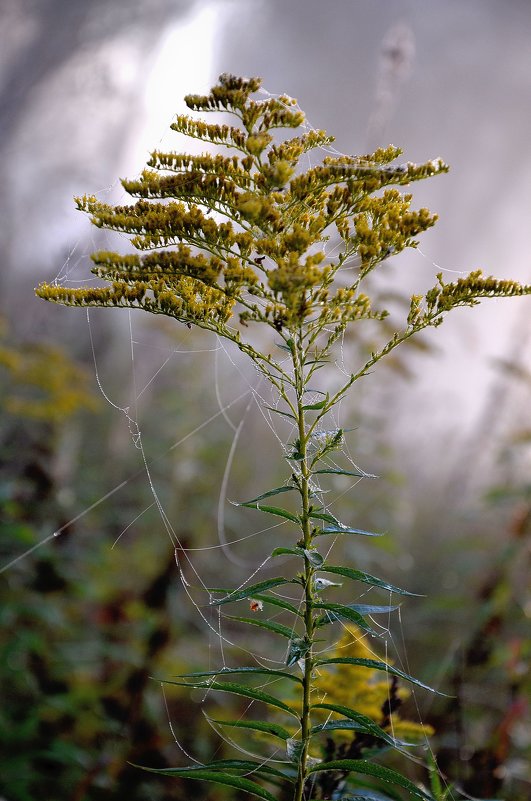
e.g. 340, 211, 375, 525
315, 526, 384, 538
314, 657, 446, 695
236, 502, 299, 523
307, 759, 433, 800
314, 603, 376, 633
321, 565, 420, 596
134, 766, 281, 799
208, 717, 292, 741
225, 615, 297, 640
173, 666, 302, 684
210, 577, 291, 606
310, 704, 406, 748
162, 678, 299, 718
314, 468, 377, 479
236, 486, 296, 505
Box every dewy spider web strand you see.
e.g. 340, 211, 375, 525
120, 318, 312, 670
120, 313, 295, 668
0, 383, 252, 575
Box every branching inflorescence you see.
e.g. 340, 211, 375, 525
36, 74, 531, 801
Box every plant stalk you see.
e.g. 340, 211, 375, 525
292, 331, 316, 801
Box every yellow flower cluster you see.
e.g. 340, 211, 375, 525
267, 252, 329, 324
36, 277, 234, 328
352, 190, 437, 267
313, 625, 434, 745
426, 270, 531, 314
42, 73, 508, 344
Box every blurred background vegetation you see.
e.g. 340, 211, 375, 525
1, 1, 530, 799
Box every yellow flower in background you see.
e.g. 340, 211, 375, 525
0, 317, 99, 423
313, 625, 434, 746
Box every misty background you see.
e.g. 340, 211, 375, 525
1, 2, 530, 800
3, 0, 531, 481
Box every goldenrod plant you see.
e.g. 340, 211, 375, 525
36, 74, 531, 801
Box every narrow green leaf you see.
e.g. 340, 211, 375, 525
250, 592, 302, 616
348, 603, 399, 615
314, 657, 446, 694
208, 717, 292, 742
271, 547, 302, 559
311, 720, 412, 746
264, 405, 296, 421
271, 546, 323, 567
315, 526, 384, 538
311, 720, 366, 734
135, 766, 280, 800
340, 795, 400, 801
173, 666, 302, 684
210, 577, 291, 606
302, 395, 328, 411
206, 759, 294, 781
309, 510, 341, 524
225, 615, 297, 640
310, 704, 403, 748
314, 603, 375, 633
307, 759, 433, 800
162, 678, 299, 717
236, 502, 299, 523
321, 565, 421, 596
344, 775, 406, 801
314, 468, 377, 479
236, 486, 296, 505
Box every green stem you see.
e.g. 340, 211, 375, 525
291, 331, 316, 801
